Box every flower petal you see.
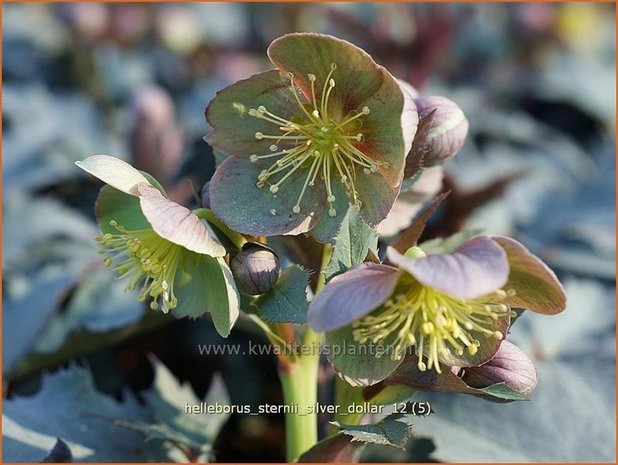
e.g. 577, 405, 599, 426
463, 340, 537, 396
385, 340, 532, 401
493, 236, 566, 315
325, 324, 405, 387
438, 313, 510, 368
307, 263, 399, 332
173, 255, 240, 338
76, 155, 150, 196
96, 185, 150, 235
388, 236, 509, 300
209, 155, 323, 236
268, 33, 414, 187
137, 183, 226, 257
205, 70, 300, 157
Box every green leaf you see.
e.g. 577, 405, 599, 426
325, 207, 378, 280
298, 433, 366, 463
478, 383, 528, 401
3, 366, 152, 462
95, 359, 230, 462
325, 324, 404, 387
3, 271, 74, 375
334, 415, 413, 449
34, 267, 145, 354
255, 265, 310, 323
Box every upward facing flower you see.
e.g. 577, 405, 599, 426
308, 235, 566, 382
206, 33, 417, 242
76, 155, 239, 337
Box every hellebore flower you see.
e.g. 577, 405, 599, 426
206, 33, 417, 243
76, 155, 239, 337
308, 235, 565, 384
384, 340, 538, 402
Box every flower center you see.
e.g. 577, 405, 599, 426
97, 220, 186, 313
352, 279, 515, 373
247, 63, 388, 217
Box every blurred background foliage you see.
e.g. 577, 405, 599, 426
2, 2, 615, 462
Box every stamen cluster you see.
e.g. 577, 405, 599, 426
247, 63, 387, 217
352, 278, 515, 373
97, 220, 185, 313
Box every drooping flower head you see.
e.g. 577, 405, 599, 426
308, 235, 565, 383
76, 155, 239, 337
206, 33, 417, 242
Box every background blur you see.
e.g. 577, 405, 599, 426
2, 2, 616, 462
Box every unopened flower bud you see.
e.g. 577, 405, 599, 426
412, 96, 469, 168
231, 244, 280, 295
462, 340, 537, 397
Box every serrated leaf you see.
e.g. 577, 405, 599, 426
255, 265, 309, 324
42, 439, 72, 463
334, 415, 413, 449
2, 366, 151, 462
298, 433, 366, 462
325, 207, 378, 280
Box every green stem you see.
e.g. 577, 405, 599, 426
279, 348, 319, 461
278, 244, 332, 461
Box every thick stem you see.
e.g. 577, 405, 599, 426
278, 344, 319, 462
278, 244, 331, 461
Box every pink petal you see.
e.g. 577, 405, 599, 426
137, 183, 226, 257
307, 263, 400, 332
387, 236, 509, 299
76, 155, 150, 196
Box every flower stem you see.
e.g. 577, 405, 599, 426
278, 340, 319, 461
278, 243, 332, 461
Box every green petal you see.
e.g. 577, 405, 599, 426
308, 178, 352, 243
173, 255, 240, 338
268, 33, 414, 186
209, 155, 323, 236
309, 169, 397, 243
96, 185, 150, 235
76, 155, 150, 196
205, 70, 301, 157
325, 325, 405, 387
493, 236, 566, 315
356, 169, 400, 227
137, 183, 226, 257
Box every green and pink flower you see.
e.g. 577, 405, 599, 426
205, 33, 418, 242
76, 155, 239, 337
308, 234, 565, 385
